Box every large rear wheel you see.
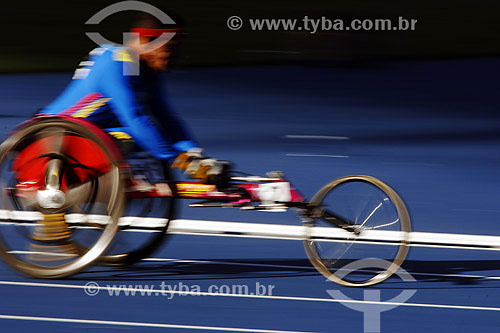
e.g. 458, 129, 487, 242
99, 154, 177, 266
0, 117, 125, 278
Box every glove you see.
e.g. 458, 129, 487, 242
172, 148, 204, 171
187, 158, 224, 180
173, 150, 232, 186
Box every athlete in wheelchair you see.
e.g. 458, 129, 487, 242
0, 16, 411, 286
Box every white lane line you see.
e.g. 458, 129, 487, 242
170, 220, 500, 252
284, 135, 350, 140
9, 251, 74, 257
1, 280, 500, 312
0, 314, 314, 333
3, 214, 500, 251
285, 154, 349, 158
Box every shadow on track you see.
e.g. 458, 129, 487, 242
68, 258, 500, 287
71, 258, 318, 281
401, 260, 500, 286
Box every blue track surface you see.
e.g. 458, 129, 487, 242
0, 59, 500, 332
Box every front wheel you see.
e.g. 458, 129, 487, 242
303, 175, 411, 287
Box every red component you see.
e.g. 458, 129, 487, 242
13, 136, 112, 192
289, 188, 305, 202
130, 28, 181, 37
126, 180, 305, 203
15, 116, 124, 163
238, 182, 304, 203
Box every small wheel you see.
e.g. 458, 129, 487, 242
303, 175, 411, 287
0, 117, 125, 278
99, 155, 177, 266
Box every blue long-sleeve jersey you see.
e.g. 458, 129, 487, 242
41, 44, 198, 159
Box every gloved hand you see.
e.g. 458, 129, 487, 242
171, 148, 203, 171
172, 149, 232, 186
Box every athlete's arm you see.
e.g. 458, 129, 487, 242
149, 79, 199, 153
98, 49, 197, 159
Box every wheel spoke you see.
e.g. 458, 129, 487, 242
36, 127, 68, 155
304, 175, 411, 287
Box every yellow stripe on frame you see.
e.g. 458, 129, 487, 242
108, 132, 132, 140
72, 98, 111, 118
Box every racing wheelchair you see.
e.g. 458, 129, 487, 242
0, 116, 411, 287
